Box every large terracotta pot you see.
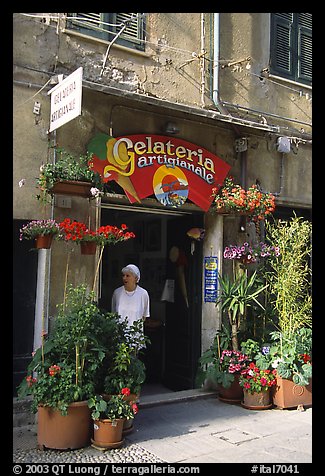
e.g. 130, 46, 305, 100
241, 389, 272, 410
92, 418, 124, 448
272, 376, 312, 409
218, 374, 243, 403
37, 401, 92, 450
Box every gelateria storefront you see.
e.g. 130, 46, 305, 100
87, 133, 230, 391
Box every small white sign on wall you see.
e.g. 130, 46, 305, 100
48, 67, 83, 132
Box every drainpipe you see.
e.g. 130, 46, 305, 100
212, 13, 229, 116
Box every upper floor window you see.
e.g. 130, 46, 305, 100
66, 13, 145, 51
270, 13, 312, 86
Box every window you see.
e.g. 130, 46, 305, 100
270, 13, 312, 85
66, 13, 145, 51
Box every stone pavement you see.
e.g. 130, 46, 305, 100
13, 390, 312, 465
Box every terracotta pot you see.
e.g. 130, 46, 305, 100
80, 241, 97, 255
101, 393, 138, 434
272, 375, 312, 409
92, 418, 124, 448
35, 234, 54, 249
241, 389, 272, 410
37, 401, 92, 450
51, 180, 93, 198
218, 374, 243, 403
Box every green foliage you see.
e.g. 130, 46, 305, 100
216, 270, 268, 350
36, 147, 104, 203
254, 328, 312, 386
103, 320, 147, 395
264, 215, 312, 335
88, 394, 136, 421
17, 285, 126, 415
240, 338, 261, 360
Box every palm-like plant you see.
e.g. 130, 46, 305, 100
216, 270, 268, 350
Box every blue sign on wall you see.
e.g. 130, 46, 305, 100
204, 256, 218, 302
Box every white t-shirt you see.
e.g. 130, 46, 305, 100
111, 285, 150, 327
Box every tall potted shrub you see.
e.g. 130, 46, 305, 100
264, 215, 312, 408
17, 284, 119, 449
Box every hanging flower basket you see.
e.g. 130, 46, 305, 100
80, 241, 97, 255
35, 234, 54, 249
211, 176, 276, 221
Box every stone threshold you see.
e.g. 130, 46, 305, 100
138, 389, 217, 408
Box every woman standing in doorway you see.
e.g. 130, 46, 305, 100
111, 264, 150, 340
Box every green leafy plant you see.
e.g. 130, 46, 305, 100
254, 328, 312, 386
264, 215, 312, 336
88, 389, 138, 421
102, 319, 148, 395
196, 326, 250, 389
17, 284, 118, 415
36, 148, 104, 203
216, 270, 268, 350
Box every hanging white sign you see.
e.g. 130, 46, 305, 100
48, 67, 83, 132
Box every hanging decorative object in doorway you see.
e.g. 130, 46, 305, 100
186, 227, 205, 254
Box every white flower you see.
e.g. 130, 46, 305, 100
90, 187, 102, 197
18, 179, 26, 187
271, 358, 284, 369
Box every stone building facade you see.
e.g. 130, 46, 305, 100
13, 13, 311, 393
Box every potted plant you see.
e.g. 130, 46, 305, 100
216, 269, 268, 351
17, 284, 119, 449
211, 176, 276, 221
19, 219, 60, 249
88, 389, 138, 448
36, 147, 104, 203
239, 362, 277, 409
254, 328, 312, 409
263, 215, 312, 408
197, 327, 250, 403
98, 318, 147, 433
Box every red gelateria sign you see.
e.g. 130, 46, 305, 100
87, 133, 231, 212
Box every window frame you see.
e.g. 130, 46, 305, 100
66, 13, 145, 52
270, 13, 312, 86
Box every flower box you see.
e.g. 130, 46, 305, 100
51, 180, 93, 198
272, 375, 312, 409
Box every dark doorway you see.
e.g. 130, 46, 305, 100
99, 206, 203, 392
162, 214, 203, 390
13, 220, 38, 395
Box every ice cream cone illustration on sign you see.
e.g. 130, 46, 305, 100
87, 133, 140, 202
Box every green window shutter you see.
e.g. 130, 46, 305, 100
270, 13, 312, 85
67, 13, 145, 51
297, 14, 312, 83
270, 13, 294, 79
67, 13, 109, 40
